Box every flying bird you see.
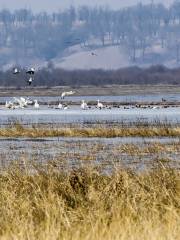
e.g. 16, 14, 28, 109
27, 77, 33, 86
26, 67, 35, 75
61, 90, 75, 99
13, 68, 20, 74
26, 67, 35, 85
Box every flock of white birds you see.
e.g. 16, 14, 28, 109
4, 90, 105, 110
5, 97, 39, 109
4, 95, 172, 111
4, 85, 173, 111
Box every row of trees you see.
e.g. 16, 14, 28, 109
0, 65, 179, 87
1, 1, 180, 66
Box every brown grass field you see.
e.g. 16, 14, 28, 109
0, 162, 179, 240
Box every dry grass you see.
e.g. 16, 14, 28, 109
0, 162, 179, 240
118, 142, 180, 155
0, 123, 180, 138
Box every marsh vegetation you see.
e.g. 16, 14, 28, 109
0, 121, 179, 239
0, 163, 179, 240
0, 122, 180, 138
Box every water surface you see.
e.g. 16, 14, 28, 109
0, 107, 179, 125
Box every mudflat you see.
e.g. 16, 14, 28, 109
0, 84, 180, 96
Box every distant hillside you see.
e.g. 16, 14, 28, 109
1, 2, 180, 70
52, 43, 179, 70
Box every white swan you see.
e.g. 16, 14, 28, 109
61, 90, 75, 99
81, 100, 88, 110
63, 105, 69, 110
13, 97, 24, 108
57, 103, 63, 109
5, 101, 13, 109
26, 97, 33, 105
14, 97, 27, 108
97, 100, 103, 109
20, 97, 29, 107
34, 100, 39, 109
5, 100, 20, 109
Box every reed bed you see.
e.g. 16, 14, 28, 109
0, 162, 179, 240
0, 123, 180, 138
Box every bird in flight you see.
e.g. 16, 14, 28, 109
26, 68, 35, 86
13, 68, 20, 74
27, 77, 33, 86
12, 67, 36, 85
61, 90, 75, 99
26, 67, 35, 75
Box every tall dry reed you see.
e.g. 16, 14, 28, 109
0, 162, 179, 240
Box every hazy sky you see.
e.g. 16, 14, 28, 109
0, 0, 175, 12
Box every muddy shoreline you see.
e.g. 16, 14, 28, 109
0, 84, 180, 97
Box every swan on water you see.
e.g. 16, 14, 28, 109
97, 100, 103, 109
5, 100, 20, 109
54, 102, 68, 110
14, 97, 33, 108
20, 97, 29, 107
34, 100, 39, 109
13, 97, 25, 108
81, 100, 88, 110
5, 96, 36, 110
5, 101, 13, 109
57, 103, 63, 109
61, 90, 75, 99
63, 105, 69, 110
26, 98, 33, 105
14, 97, 29, 108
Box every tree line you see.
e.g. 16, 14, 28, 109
0, 65, 179, 87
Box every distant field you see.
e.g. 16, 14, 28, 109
0, 85, 180, 97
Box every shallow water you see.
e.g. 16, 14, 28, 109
0, 136, 179, 144
0, 93, 180, 103
0, 136, 179, 171
0, 106, 180, 125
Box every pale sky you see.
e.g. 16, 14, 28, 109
0, 0, 175, 12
